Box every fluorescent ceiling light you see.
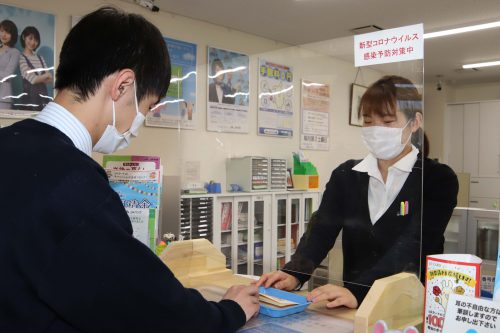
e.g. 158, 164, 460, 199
424, 20, 500, 39
462, 60, 500, 69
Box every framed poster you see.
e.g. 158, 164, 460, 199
146, 37, 197, 129
258, 58, 293, 137
207, 46, 249, 133
0, 4, 55, 118
349, 84, 366, 127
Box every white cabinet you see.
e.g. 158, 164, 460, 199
445, 103, 465, 172
445, 101, 500, 177
479, 101, 500, 177
463, 103, 480, 175
469, 177, 500, 210
212, 194, 271, 275
182, 191, 321, 275
445, 101, 500, 210
207, 191, 320, 275
271, 192, 320, 271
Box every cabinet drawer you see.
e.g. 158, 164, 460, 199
470, 177, 500, 198
469, 197, 500, 210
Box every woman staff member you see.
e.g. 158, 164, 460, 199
0, 19, 20, 110
257, 75, 458, 309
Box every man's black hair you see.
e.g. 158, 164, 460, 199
0, 20, 18, 47
20, 26, 41, 50
55, 6, 171, 103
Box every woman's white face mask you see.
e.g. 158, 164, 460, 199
361, 120, 411, 160
93, 81, 145, 154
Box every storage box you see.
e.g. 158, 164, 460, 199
292, 174, 319, 190
226, 157, 288, 192
226, 156, 269, 192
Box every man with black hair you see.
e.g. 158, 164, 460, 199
0, 7, 258, 333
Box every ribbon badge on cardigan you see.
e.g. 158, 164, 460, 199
398, 200, 409, 217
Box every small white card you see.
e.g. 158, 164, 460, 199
442, 293, 500, 333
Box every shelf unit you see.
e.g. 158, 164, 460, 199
179, 196, 213, 241
181, 190, 320, 276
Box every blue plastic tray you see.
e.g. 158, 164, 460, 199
258, 287, 311, 318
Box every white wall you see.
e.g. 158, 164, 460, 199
447, 82, 500, 103
0, 0, 384, 191
423, 85, 448, 161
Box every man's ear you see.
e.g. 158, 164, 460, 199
110, 69, 135, 101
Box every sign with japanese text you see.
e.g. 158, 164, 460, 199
354, 23, 423, 67
423, 254, 482, 333
442, 294, 500, 333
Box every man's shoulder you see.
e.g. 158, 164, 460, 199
1, 119, 105, 181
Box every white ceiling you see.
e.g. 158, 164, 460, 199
142, 0, 500, 86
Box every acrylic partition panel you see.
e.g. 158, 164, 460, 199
441, 52, 500, 300
165, 30, 425, 327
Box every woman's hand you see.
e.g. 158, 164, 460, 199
255, 270, 299, 291
307, 284, 358, 309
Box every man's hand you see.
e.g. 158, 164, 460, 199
222, 285, 260, 321
307, 284, 358, 309
255, 271, 299, 291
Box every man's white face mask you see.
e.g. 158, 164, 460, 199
93, 81, 145, 154
361, 120, 412, 160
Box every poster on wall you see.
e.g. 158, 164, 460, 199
146, 37, 197, 129
300, 80, 330, 151
0, 4, 55, 118
257, 59, 293, 137
207, 46, 249, 133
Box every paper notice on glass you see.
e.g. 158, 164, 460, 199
493, 213, 500, 302
442, 293, 500, 333
354, 23, 423, 67
423, 254, 482, 333
300, 80, 330, 150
